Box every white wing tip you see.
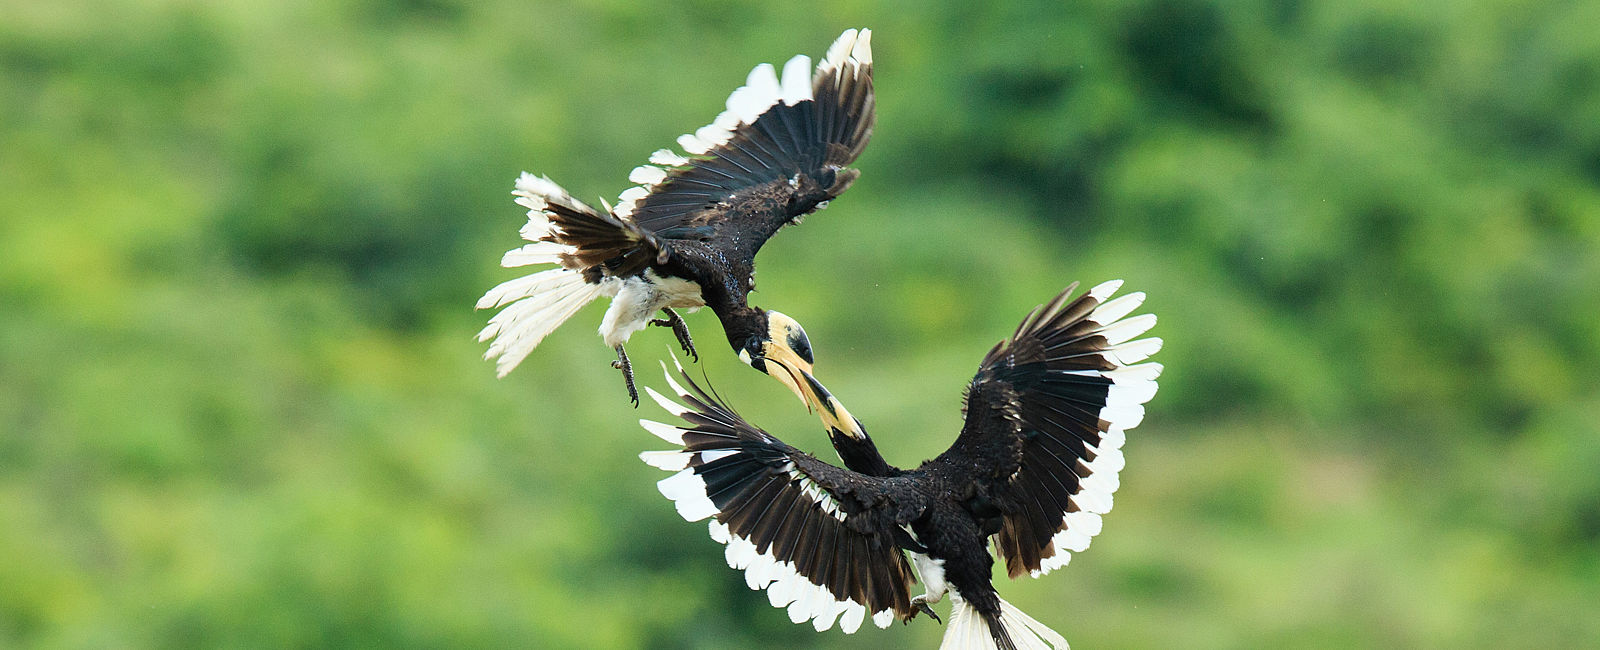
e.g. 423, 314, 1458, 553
658, 469, 718, 521
850, 29, 872, 65
676, 132, 710, 155
628, 164, 668, 186
639, 450, 690, 471
824, 29, 862, 70
649, 148, 691, 167
708, 519, 731, 543
667, 28, 872, 166
656, 360, 693, 400
639, 419, 688, 444
1087, 279, 1124, 301
1097, 313, 1158, 346
644, 386, 691, 417
1088, 292, 1147, 326
872, 608, 895, 629
513, 172, 568, 200
1108, 337, 1163, 366
780, 54, 814, 104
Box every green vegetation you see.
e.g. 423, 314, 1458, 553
4, 0, 1598, 647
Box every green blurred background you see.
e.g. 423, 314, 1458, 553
4, 0, 1598, 647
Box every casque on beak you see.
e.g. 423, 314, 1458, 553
742, 312, 869, 442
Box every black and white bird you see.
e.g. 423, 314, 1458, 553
476, 29, 876, 408
638, 281, 1162, 649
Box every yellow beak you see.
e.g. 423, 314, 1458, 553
761, 345, 867, 441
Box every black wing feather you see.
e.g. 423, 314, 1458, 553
618, 30, 875, 259
933, 281, 1163, 578
640, 363, 918, 632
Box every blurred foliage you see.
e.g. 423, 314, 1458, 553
3, 0, 1598, 647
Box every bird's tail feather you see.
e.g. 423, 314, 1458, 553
476, 173, 618, 378
938, 592, 1068, 650
476, 267, 606, 377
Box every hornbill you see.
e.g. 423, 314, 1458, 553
638, 281, 1162, 649
476, 29, 876, 409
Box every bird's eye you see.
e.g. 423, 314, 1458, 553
741, 343, 768, 373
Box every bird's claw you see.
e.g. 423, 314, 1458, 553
906, 598, 942, 625
651, 308, 698, 362
613, 346, 638, 407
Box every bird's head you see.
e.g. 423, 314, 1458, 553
737, 310, 868, 442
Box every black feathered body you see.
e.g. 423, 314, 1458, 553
651, 169, 848, 348
478, 29, 875, 376
641, 281, 1164, 648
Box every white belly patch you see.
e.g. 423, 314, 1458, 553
647, 271, 707, 310
598, 273, 705, 347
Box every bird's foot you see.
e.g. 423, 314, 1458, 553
650, 308, 697, 362
612, 345, 638, 407
907, 595, 942, 625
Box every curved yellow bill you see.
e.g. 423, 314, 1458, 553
761, 349, 867, 442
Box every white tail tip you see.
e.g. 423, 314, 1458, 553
477, 268, 605, 377
938, 593, 1069, 650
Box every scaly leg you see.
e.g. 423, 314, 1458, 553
651, 308, 697, 362
906, 552, 946, 624
612, 345, 638, 407
907, 595, 943, 624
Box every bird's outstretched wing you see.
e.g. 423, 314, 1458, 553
935, 281, 1163, 578
617, 28, 876, 259
638, 361, 917, 633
